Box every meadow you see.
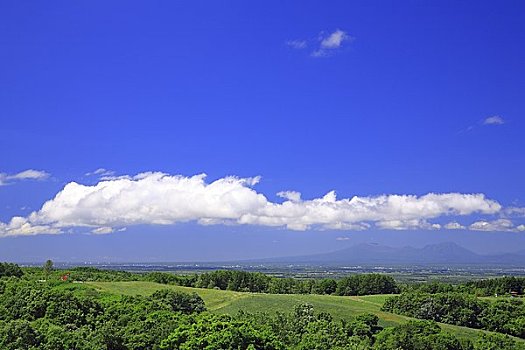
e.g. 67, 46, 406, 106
81, 280, 517, 343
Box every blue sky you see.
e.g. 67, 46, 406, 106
1, 1, 524, 262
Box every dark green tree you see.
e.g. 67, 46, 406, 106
149, 289, 206, 314
43, 260, 54, 278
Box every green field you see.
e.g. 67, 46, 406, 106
81, 281, 518, 343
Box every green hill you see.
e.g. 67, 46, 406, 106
82, 281, 515, 343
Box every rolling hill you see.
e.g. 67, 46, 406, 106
77, 280, 524, 344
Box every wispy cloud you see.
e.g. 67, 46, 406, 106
286, 40, 308, 49
336, 236, 351, 241
0, 169, 50, 186
312, 29, 353, 57
85, 168, 115, 177
91, 226, 115, 235
0, 171, 520, 237
505, 207, 525, 217
286, 29, 353, 58
462, 115, 506, 133
483, 115, 505, 125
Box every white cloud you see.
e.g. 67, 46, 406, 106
376, 219, 440, 230
277, 191, 301, 202
287, 29, 352, 58
444, 221, 466, 230
505, 207, 525, 217
0, 169, 50, 186
320, 30, 348, 49
241, 191, 500, 231
9, 169, 49, 180
325, 222, 371, 231
469, 219, 515, 232
0, 171, 517, 237
312, 29, 352, 57
0, 216, 60, 237
29, 173, 266, 229
483, 116, 505, 125
286, 40, 307, 49
85, 168, 116, 177
461, 115, 506, 133
91, 227, 114, 235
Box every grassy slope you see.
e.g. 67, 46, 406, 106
82, 281, 517, 343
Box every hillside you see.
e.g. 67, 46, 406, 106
81, 281, 520, 343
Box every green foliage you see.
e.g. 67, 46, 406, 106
0, 277, 210, 349
43, 260, 54, 276
0, 262, 24, 278
405, 277, 525, 297
2, 265, 525, 349
43, 289, 103, 327
474, 333, 525, 350
194, 270, 400, 297
145, 271, 197, 286
314, 278, 337, 295
196, 270, 272, 292
160, 313, 284, 350
149, 289, 206, 314
227, 305, 380, 350
479, 299, 525, 338
465, 276, 525, 296
98, 294, 184, 349
67, 267, 140, 282
373, 320, 468, 350
403, 281, 455, 294
336, 274, 399, 296
383, 291, 525, 338
0, 319, 41, 350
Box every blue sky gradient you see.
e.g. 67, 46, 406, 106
1, 1, 524, 261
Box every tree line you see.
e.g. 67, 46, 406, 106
403, 276, 525, 296
23, 262, 525, 299
148, 270, 399, 296
382, 291, 525, 338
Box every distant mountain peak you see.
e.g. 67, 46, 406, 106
258, 241, 524, 266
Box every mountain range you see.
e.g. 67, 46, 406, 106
258, 242, 525, 266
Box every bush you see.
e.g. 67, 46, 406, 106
149, 289, 206, 314
0, 263, 23, 278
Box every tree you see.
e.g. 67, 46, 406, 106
159, 314, 284, 350
149, 289, 206, 314
373, 320, 465, 350
474, 333, 525, 350
0, 262, 23, 278
43, 260, 54, 278
0, 319, 41, 350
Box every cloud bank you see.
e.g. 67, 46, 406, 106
1, 171, 521, 237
